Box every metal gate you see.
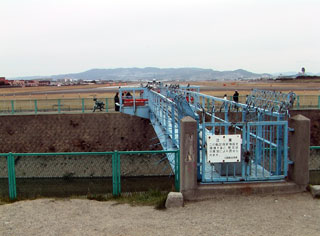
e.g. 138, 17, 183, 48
199, 121, 288, 183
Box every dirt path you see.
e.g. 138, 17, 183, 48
0, 192, 319, 236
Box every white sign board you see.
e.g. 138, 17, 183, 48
206, 134, 242, 163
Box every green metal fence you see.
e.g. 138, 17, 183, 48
0, 150, 180, 200
0, 98, 115, 114
1, 95, 320, 115
310, 146, 320, 185
310, 146, 320, 171
293, 95, 320, 109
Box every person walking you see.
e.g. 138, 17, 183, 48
233, 90, 239, 103
114, 92, 120, 111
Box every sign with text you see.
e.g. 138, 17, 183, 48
206, 134, 242, 163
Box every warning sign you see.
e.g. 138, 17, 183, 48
206, 134, 242, 163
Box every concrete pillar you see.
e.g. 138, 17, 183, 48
180, 116, 198, 194
288, 114, 310, 188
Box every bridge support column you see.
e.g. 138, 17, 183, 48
288, 114, 310, 190
180, 116, 198, 198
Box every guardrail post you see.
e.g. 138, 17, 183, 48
34, 100, 38, 114
11, 100, 14, 114
276, 115, 284, 175
211, 99, 215, 125
165, 103, 169, 148
174, 150, 180, 192
297, 95, 300, 109
82, 98, 85, 113
112, 151, 121, 196
318, 95, 320, 109
171, 104, 175, 145
224, 102, 229, 134
133, 90, 136, 113
256, 113, 263, 165
105, 98, 108, 112
58, 99, 61, 113
117, 152, 121, 195
112, 151, 117, 196
7, 153, 17, 200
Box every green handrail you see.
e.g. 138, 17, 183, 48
1, 151, 114, 156
2, 149, 180, 200
2, 95, 320, 115
11, 100, 14, 114
34, 100, 38, 114
58, 99, 61, 113
81, 98, 85, 113
118, 150, 178, 154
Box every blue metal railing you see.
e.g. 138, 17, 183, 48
119, 85, 290, 183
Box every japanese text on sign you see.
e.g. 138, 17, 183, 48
206, 134, 242, 163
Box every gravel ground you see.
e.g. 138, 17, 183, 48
0, 192, 319, 236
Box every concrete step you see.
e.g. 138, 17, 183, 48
310, 185, 320, 198
182, 181, 304, 201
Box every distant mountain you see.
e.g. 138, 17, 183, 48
272, 72, 298, 76
273, 71, 320, 77
8, 75, 47, 80
12, 67, 271, 81
216, 69, 270, 80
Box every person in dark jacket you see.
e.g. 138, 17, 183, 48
114, 92, 120, 111
233, 90, 239, 103
126, 91, 132, 99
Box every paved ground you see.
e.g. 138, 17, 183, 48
0, 192, 319, 236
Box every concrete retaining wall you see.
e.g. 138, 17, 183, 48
0, 113, 173, 197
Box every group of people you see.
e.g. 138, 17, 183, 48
224, 90, 239, 103
114, 91, 133, 112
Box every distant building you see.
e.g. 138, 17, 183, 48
0, 77, 10, 85
38, 80, 51, 86
49, 81, 59, 86
59, 78, 77, 85
25, 80, 39, 87
9, 80, 25, 87
83, 80, 96, 84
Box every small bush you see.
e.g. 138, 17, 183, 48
87, 194, 108, 201
0, 197, 18, 205
86, 189, 168, 210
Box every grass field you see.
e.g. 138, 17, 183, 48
0, 80, 319, 108
0, 84, 123, 100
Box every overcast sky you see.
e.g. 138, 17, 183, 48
1, 0, 319, 77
